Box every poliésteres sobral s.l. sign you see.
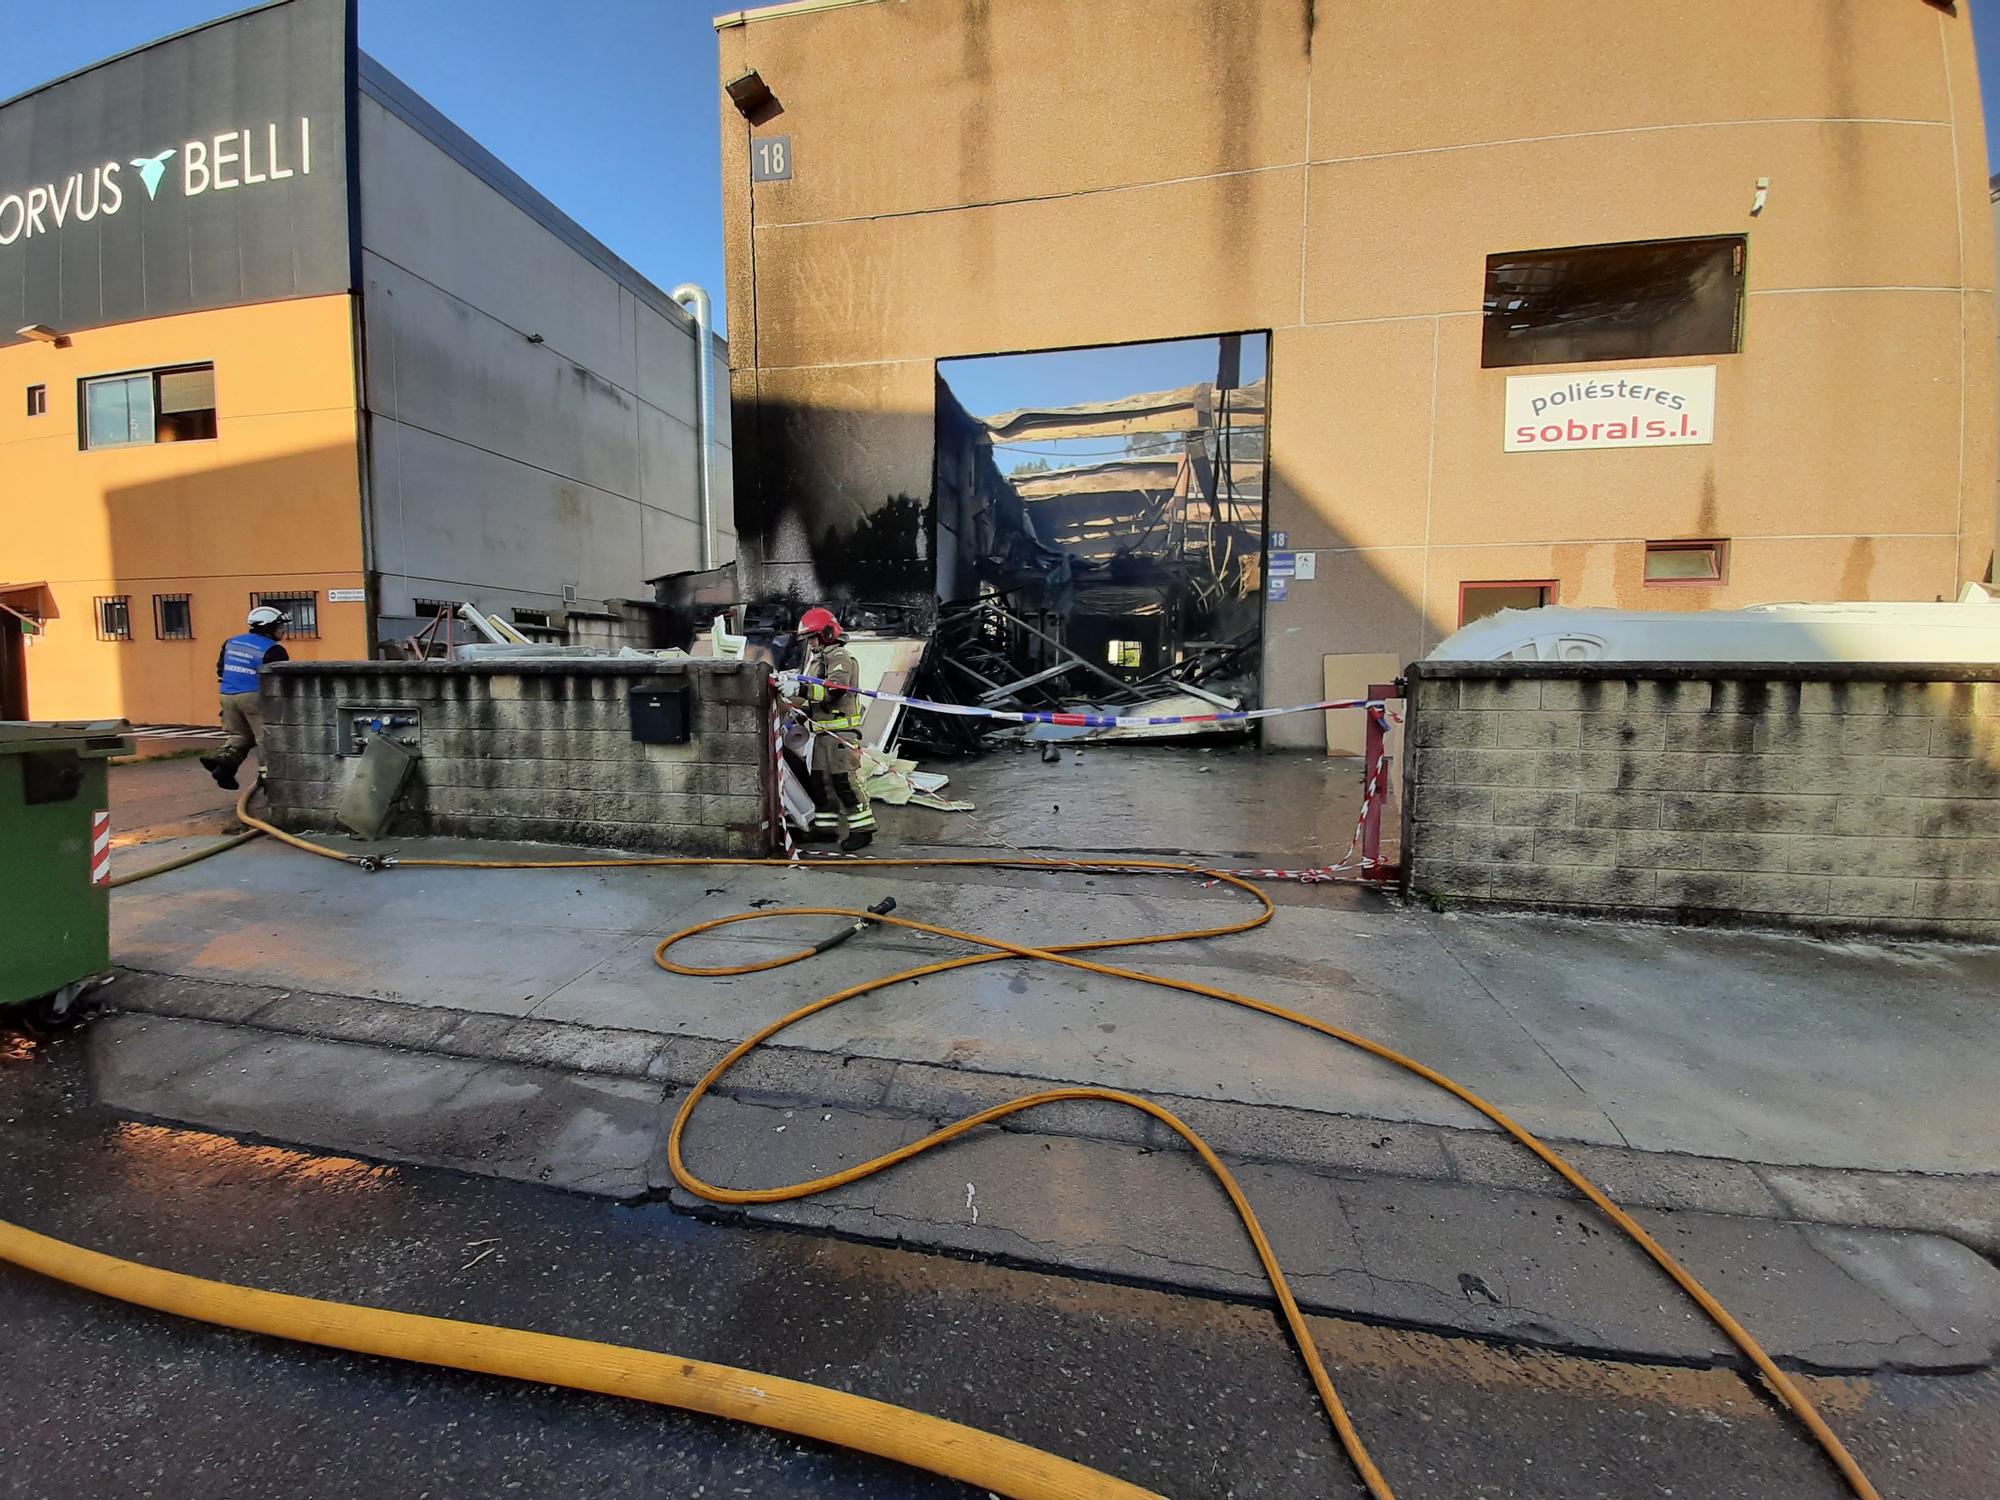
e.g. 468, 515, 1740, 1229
1504, 365, 1717, 453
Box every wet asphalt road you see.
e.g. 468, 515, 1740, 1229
2, 1027, 1996, 1500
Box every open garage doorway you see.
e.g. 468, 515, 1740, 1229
931, 333, 1270, 737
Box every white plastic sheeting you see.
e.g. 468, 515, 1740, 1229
1429, 586, 2000, 664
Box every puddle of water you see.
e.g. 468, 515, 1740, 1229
107, 1121, 398, 1194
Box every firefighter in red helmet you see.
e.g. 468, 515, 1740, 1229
792, 606, 876, 850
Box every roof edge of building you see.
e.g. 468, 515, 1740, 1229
0, 0, 299, 113
714, 0, 885, 32
357, 50, 718, 348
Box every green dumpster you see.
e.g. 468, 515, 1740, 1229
0, 720, 133, 1025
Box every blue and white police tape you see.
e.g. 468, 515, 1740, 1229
788, 675, 1389, 730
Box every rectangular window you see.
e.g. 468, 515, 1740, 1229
156, 365, 218, 442
26, 384, 47, 417
84, 374, 152, 448
1106, 639, 1143, 668
95, 595, 132, 642
80, 362, 217, 449
251, 591, 319, 639
1643, 539, 1727, 585
512, 608, 551, 629
154, 593, 194, 641
1459, 580, 1556, 627
413, 598, 463, 621
1482, 237, 1745, 369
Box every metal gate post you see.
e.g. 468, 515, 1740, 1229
1361, 682, 1404, 884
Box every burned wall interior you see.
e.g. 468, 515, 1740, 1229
717, 332, 1271, 748
727, 380, 939, 629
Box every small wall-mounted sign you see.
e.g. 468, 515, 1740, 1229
751, 136, 793, 182
1504, 365, 1716, 452
1269, 551, 1296, 579
328, 588, 366, 603
1268, 577, 1289, 602
1294, 551, 1316, 581
1270, 530, 1289, 549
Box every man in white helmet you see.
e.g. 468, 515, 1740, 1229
199, 605, 290, 790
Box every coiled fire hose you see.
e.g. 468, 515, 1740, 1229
4, 784, 1880, 1500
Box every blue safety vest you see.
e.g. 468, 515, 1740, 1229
219, 633, 277, 695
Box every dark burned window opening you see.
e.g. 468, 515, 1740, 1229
1482, 237, 1745, 369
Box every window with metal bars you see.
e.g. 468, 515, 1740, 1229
95, 595, 133, 641
251, 591, 319, 638
153, 594, 194, 640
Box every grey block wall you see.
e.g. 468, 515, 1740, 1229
1402, 664, 2000, 939
261, 660, 774, 855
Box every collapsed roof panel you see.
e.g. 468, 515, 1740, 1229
980, 378, 1265, 443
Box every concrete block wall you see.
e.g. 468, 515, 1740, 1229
1402, 664, 2000, 939
261, 659, 775, 855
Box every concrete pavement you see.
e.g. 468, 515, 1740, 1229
109, 830, 2000, 1173
95, 748, 2000, 1375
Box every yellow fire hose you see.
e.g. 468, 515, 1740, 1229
0, 1214, 1159, 1500
4, 784, 1880, 1500
108, 827, 262, 888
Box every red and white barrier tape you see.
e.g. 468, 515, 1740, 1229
788, 674, 1385, 730
769, 696, 797, 862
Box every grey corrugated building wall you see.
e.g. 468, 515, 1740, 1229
356, 57, 734, 638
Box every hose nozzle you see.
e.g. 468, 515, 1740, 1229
810, 896, 901, 956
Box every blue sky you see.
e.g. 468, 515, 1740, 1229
1981, 8, 2000, 180
6, 1, 2000, 406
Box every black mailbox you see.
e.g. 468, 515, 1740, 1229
628, 684, 694, 745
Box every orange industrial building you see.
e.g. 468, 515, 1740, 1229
713, 0, 1998, 747
3, 298, 367, 726
2, 0, 730, 726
